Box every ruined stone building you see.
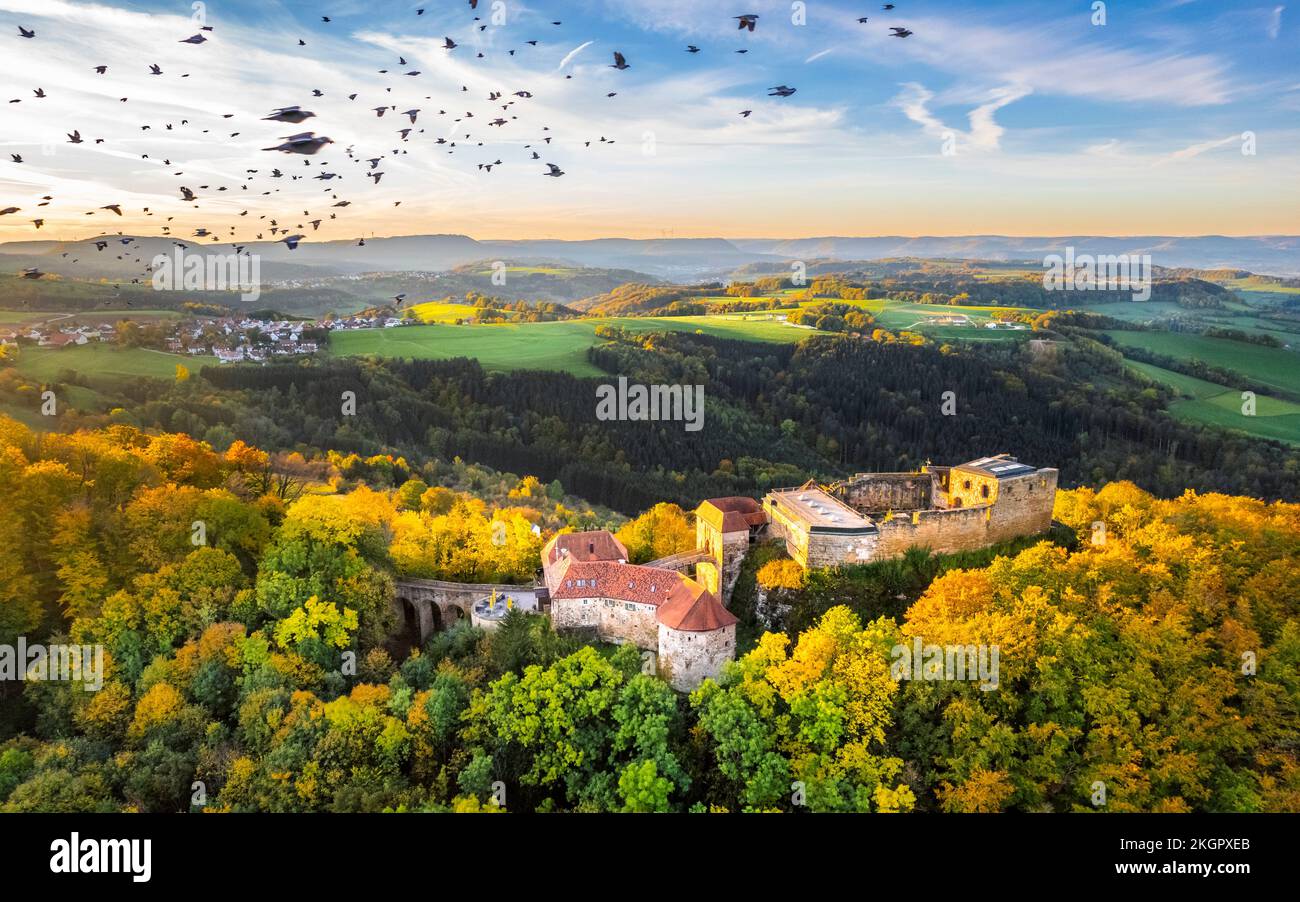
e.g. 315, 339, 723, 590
699, 454, 1058, 592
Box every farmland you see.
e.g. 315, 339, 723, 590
15, 344, 216, 383
329, 315, 825, 376
1124, 359, 1300, 445
1103, 330, 1300, 397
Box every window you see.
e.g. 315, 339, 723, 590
963, 480, 971, 490
625, 603, 634, 611
981, 485, 990, 499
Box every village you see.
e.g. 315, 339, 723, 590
0, 311, 406, 362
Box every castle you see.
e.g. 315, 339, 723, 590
541, 454, 1057, 691
540, 531, 737, 692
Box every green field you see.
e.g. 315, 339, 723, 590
1104, 330, 1300, 397
1124, 359, 1300, 444
329, 316, 825, 376
16, 344, 217, 383
405, 301, 490, 324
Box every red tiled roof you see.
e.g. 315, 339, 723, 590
696, 496, 766, 533
551, 559, 683, 606
543, 530, 628, 567
550, 558, 736, 632
657, 583, 739, 632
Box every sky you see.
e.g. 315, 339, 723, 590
0, 0, 1297, 243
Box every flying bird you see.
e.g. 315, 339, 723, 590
611, 51, 629, 70
262, 132, 334, 154
18, 26, 35, 38
544, 163, 565, 177
264, 106, 315, 123
101, 204, 123, 215
734, 15, 758, 31
768, 85, 797, 97
280, 234, 305, 250
890, 27, 913, 37
179, 34, 207, 44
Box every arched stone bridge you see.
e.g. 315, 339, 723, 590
394, 577, 534, 644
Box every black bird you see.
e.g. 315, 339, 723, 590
18, 26, 35, 38
890, 27, 912, 37
180, 187, 196, 201
264, 106, 315, 123
101, 204, 123, 215
21, 268, 44, 279
149, 64, 162, 75
94, 65, 107, 73
0, 207, 19, 215
443, 37, 458, 50
544, 163, 565, 177
263, 132, 334, 154
179, 34, 207, 44
68, 130, 83, 143
883, 4, 895, 9
769, 85, 797, 97
280, 234, 305, 250
687, 45, 700, 53
735, 15, 758, 31
611, 51, 629, 70
10, 154, 22, 163
740, 110, 753, 117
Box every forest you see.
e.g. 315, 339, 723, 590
1, 416, 1295, 813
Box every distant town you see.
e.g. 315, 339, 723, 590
0, 312, 410, 362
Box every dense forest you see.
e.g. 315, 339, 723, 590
1, 418, 1296, 813
9, 324, 1298, 515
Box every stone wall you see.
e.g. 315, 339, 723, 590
697, 519, 750, 601
874, 469, 1057, 557
765, 498, 878, 568
838, 472, 934, 513
658, 623, 736, 691
551, 596, 659, 650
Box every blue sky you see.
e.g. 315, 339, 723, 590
0, 0, 1296, 241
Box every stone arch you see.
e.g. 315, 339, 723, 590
438, 601, 466, 629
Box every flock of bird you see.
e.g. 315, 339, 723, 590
3, 3, 916, 285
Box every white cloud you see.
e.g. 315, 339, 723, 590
894, 82, 1030, 152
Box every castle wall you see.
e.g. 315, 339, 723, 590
838, 472, 934, 513
658, 623, 735, 692
874, 469, 1057, 557
764, 498, 878, 568
551, 596, 659, 650
697, 520, 750, 601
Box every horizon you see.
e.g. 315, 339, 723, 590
5, 229, 1300, 246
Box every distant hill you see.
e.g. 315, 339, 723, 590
3, 233, 1298, 282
